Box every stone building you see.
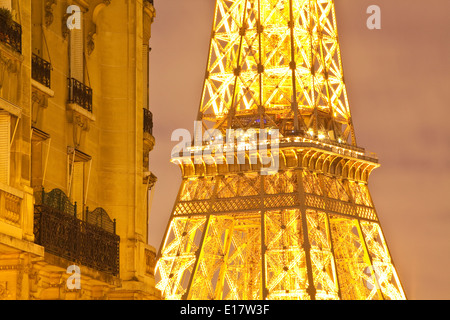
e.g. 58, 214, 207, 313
0, 0, 159, 299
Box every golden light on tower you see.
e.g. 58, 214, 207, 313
198, 0, 355, 143
155, 0, 406, 300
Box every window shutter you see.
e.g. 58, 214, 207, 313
69, 14, 84, 82
31, 140, 43, 188
71, 161, 84, 211
0, 111, 10, 185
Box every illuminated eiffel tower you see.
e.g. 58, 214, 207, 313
155, 0, 406, 300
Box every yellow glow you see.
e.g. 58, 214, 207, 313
197, 0, 355, 144
157, 0, 403, 301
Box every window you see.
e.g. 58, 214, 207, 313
69, 9, 84, 82
71, 161, 84, 210
67, 147, 91, 218
31, 127, 50, 190
31, 0, 43, 56
67, 8, 93, 112
31, 0, 52, 88
0, 111, 10, 185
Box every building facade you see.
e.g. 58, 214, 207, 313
0, 0, 159, 299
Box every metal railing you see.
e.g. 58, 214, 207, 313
0, 12, 21, 53
144, 108, 153, 135
32, 54, 51, 88
34, 188, 119, 275
68, 78, 93, 112
34, 205, 120, 275
86, 206, 116, 234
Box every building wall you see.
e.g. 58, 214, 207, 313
0, 0, 159, 300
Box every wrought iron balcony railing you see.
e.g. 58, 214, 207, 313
144, 108, 153, 135
34, 188, 119, 275
68, 78, 93, 112
0, 12, 21, 53
32, 54, 51, 88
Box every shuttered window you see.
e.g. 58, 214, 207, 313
68, 148, 91, 217
31, 0, 43, 56
31, 128, 50, 189
31, 139, 43, 188
71, 161, 84, 210
0, 111, 10, 185
69, 12, 84, 82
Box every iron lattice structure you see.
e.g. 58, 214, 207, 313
155, 0, 406, 300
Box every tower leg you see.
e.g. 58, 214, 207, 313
156, 167, 406, 300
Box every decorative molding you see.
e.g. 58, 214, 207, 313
16, 256, 32, 300
143, 132, 155, 168
31, 127, 50, 141
67, 103, 96, 122
67, 146, 92, 162
0, 281, 11, 299
61, 12, 70, 39
73, 111, 89, 148
31, 79, 54, 98
31, 89, 47, 126
0, 264, 21, 271
67, 103, 96, 148
32, 89, 48, 108
44, 0, 57, 27
31, 81, 54, 126
85, 0, 112, 55
0, 96, 21, 117
0, 50, 19, 85
71, 0, 90, 9
0, 49, 21, 105
143, 172, 157, 190
143, 0, 156, 24
143, 132, 155, 151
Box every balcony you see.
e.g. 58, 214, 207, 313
0, 10, 21, 53
0, 186, 21, 227
143, 108, 153, 135
33, 188, 119, 275
143, 108, 155, 168
68, 78, 93, 112
32, 54, 51, 88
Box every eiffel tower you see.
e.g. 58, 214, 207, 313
155, 0, 406, 300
